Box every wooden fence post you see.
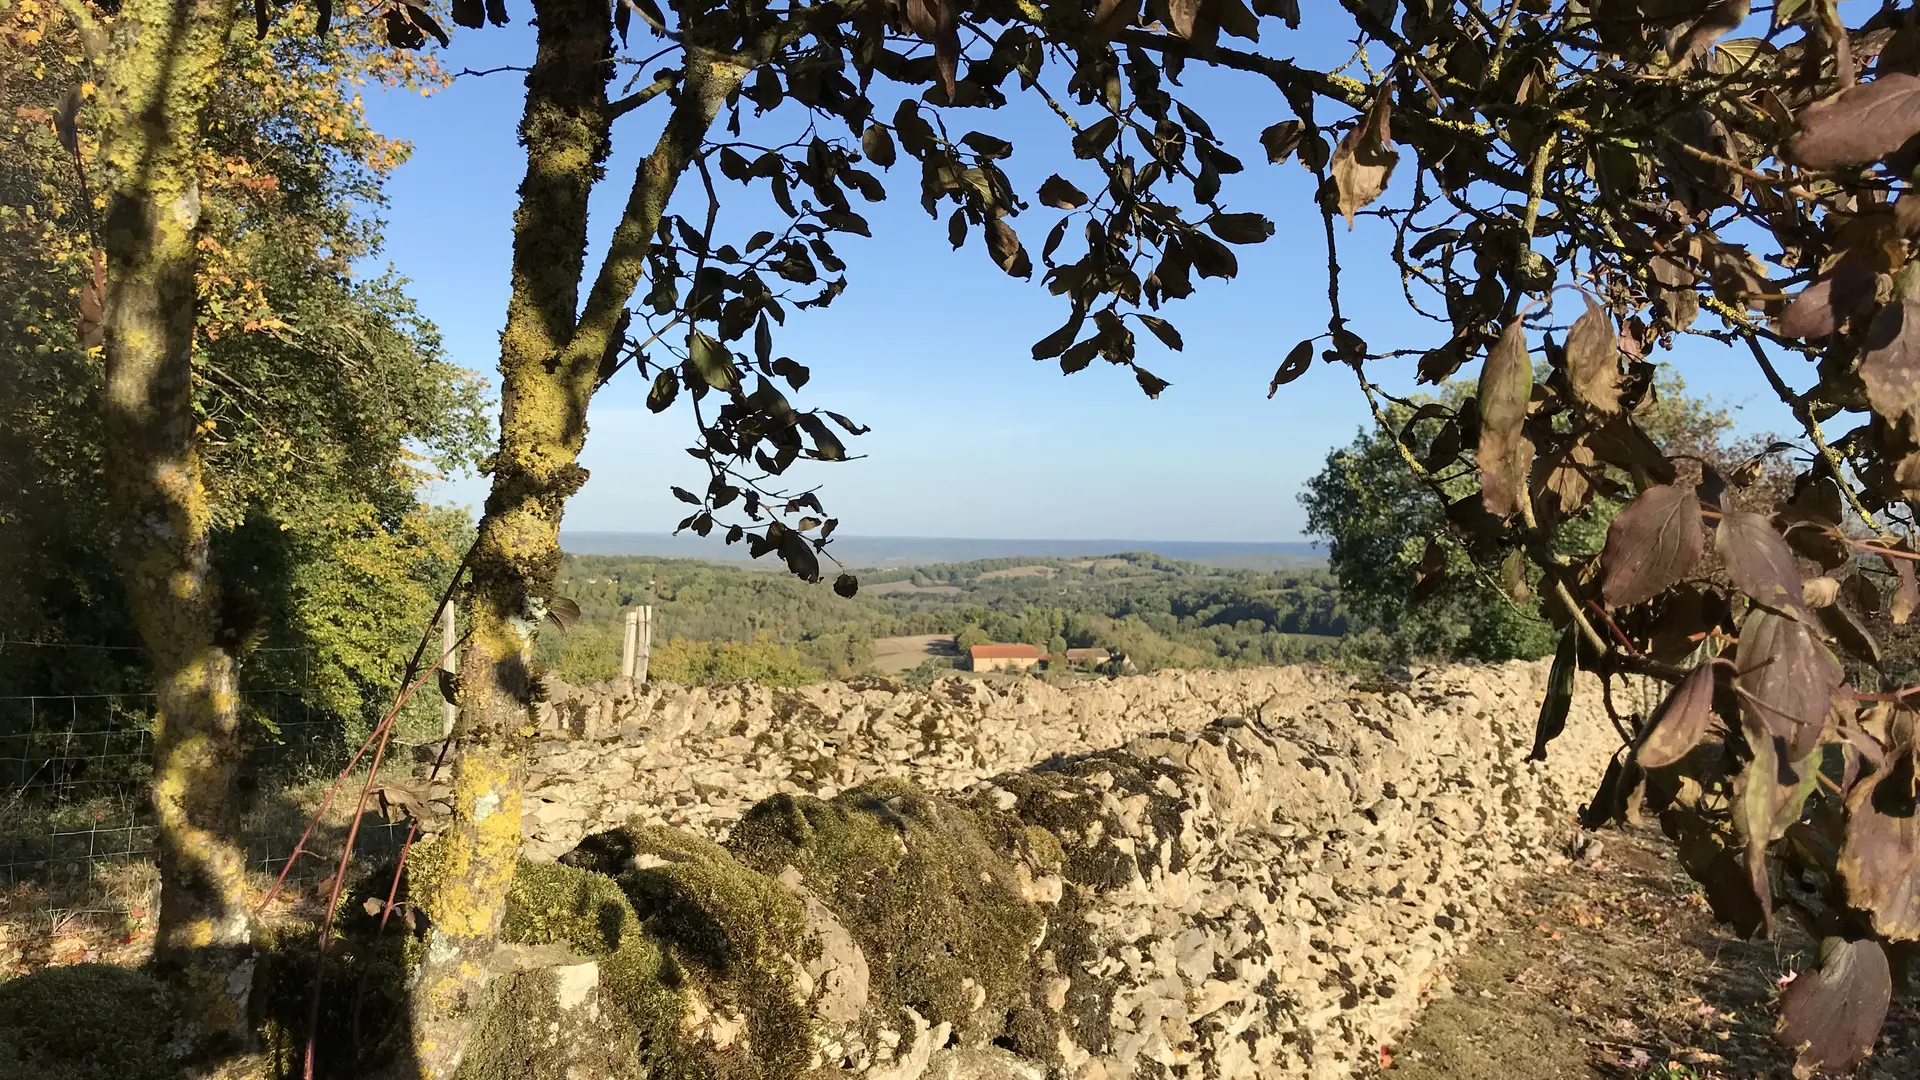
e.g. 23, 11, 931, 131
621, 609, 639, 680
440, 602, 458, 737
636, 605, 652, 684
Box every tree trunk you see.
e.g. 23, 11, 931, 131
404, 2, 750, 1069
93, 0, 250, 1057
405, 2, 615, 1074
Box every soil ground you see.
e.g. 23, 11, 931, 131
1377, 826, 1919, 1080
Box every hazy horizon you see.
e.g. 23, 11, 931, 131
560, 531, 1326, 570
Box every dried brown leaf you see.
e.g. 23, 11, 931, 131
1737, 608, 1843, 761
1638, 663, 1720, 769
1587, 417, 1679, 485
1776, 938, 1893, 1079
76, 249, 105, 351
1476, 319, 1532, 518
1565, 296, 1621, 414
1267, 339, 1313, 396
1599, 484, 1705, 608
1717, 510, 1807, 617
1886, 549, 1920, 624
1330, 87, 1399, 227
1671, 0, 1750, 69
1861, 296, 1920, 423
1168, 0, 1201, 38
1779, 256, 1876, 340
1843, 572, 1884, 617
1787, 72, 1920, 169
1803, 576, 1840, 608
1839, 756, 1920, 939
1818, 599, 1883, 666
1088, 0, 1140, 42
1532, 438, 1597, 518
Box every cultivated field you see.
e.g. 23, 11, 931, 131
868, 634, 958, 673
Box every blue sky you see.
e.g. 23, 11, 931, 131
359, 12, 1801, 542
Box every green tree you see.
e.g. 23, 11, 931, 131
4, 0, 474, 1043
1301, 375, 1746, 664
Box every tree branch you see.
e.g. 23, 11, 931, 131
607, 71, 681, 119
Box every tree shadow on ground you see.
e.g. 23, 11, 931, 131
0, 787, 431, 1079
1376, 826, 1917, 1080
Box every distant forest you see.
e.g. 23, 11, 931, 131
540, 551, 1350, 685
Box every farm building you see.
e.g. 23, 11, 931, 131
968, 643, 1042, 672
1062, 648, 1112, 666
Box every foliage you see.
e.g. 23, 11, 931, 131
541, 551, 1347, 682
1301, 373, 1762, 665
186, 0, 1920, 1067
0, 0, 484, 734
642, 633, 826, 687
1242, 4, 1920, 1066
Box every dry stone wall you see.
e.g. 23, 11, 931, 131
415, 663, 1621, 1080
428, 666, 1354, 860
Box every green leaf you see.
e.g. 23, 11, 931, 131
647, 368, 680, 413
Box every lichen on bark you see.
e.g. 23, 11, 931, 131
91, 0, 252, 1055
405, 0, 753, 1069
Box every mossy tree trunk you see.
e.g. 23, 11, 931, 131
406, 2, 748, 1072
91, 0, 251, 1056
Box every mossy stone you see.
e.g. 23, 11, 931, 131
726, 778, 1046, 1048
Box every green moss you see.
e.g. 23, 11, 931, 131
559, 824, 821, 1078
727, 778, 1046, 1049
609, 829, 814, 1080
0, 965, 174, 1080
496, 860, 687, 1077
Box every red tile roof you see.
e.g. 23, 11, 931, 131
969, 643, 1041, 659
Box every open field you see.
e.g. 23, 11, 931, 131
978, 565, 1058, 580
858, 580, 964, 596
868, 634, 958, 673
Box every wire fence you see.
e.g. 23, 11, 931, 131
0, 644, 418, 900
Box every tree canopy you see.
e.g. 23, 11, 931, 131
0, 0, 484, 728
